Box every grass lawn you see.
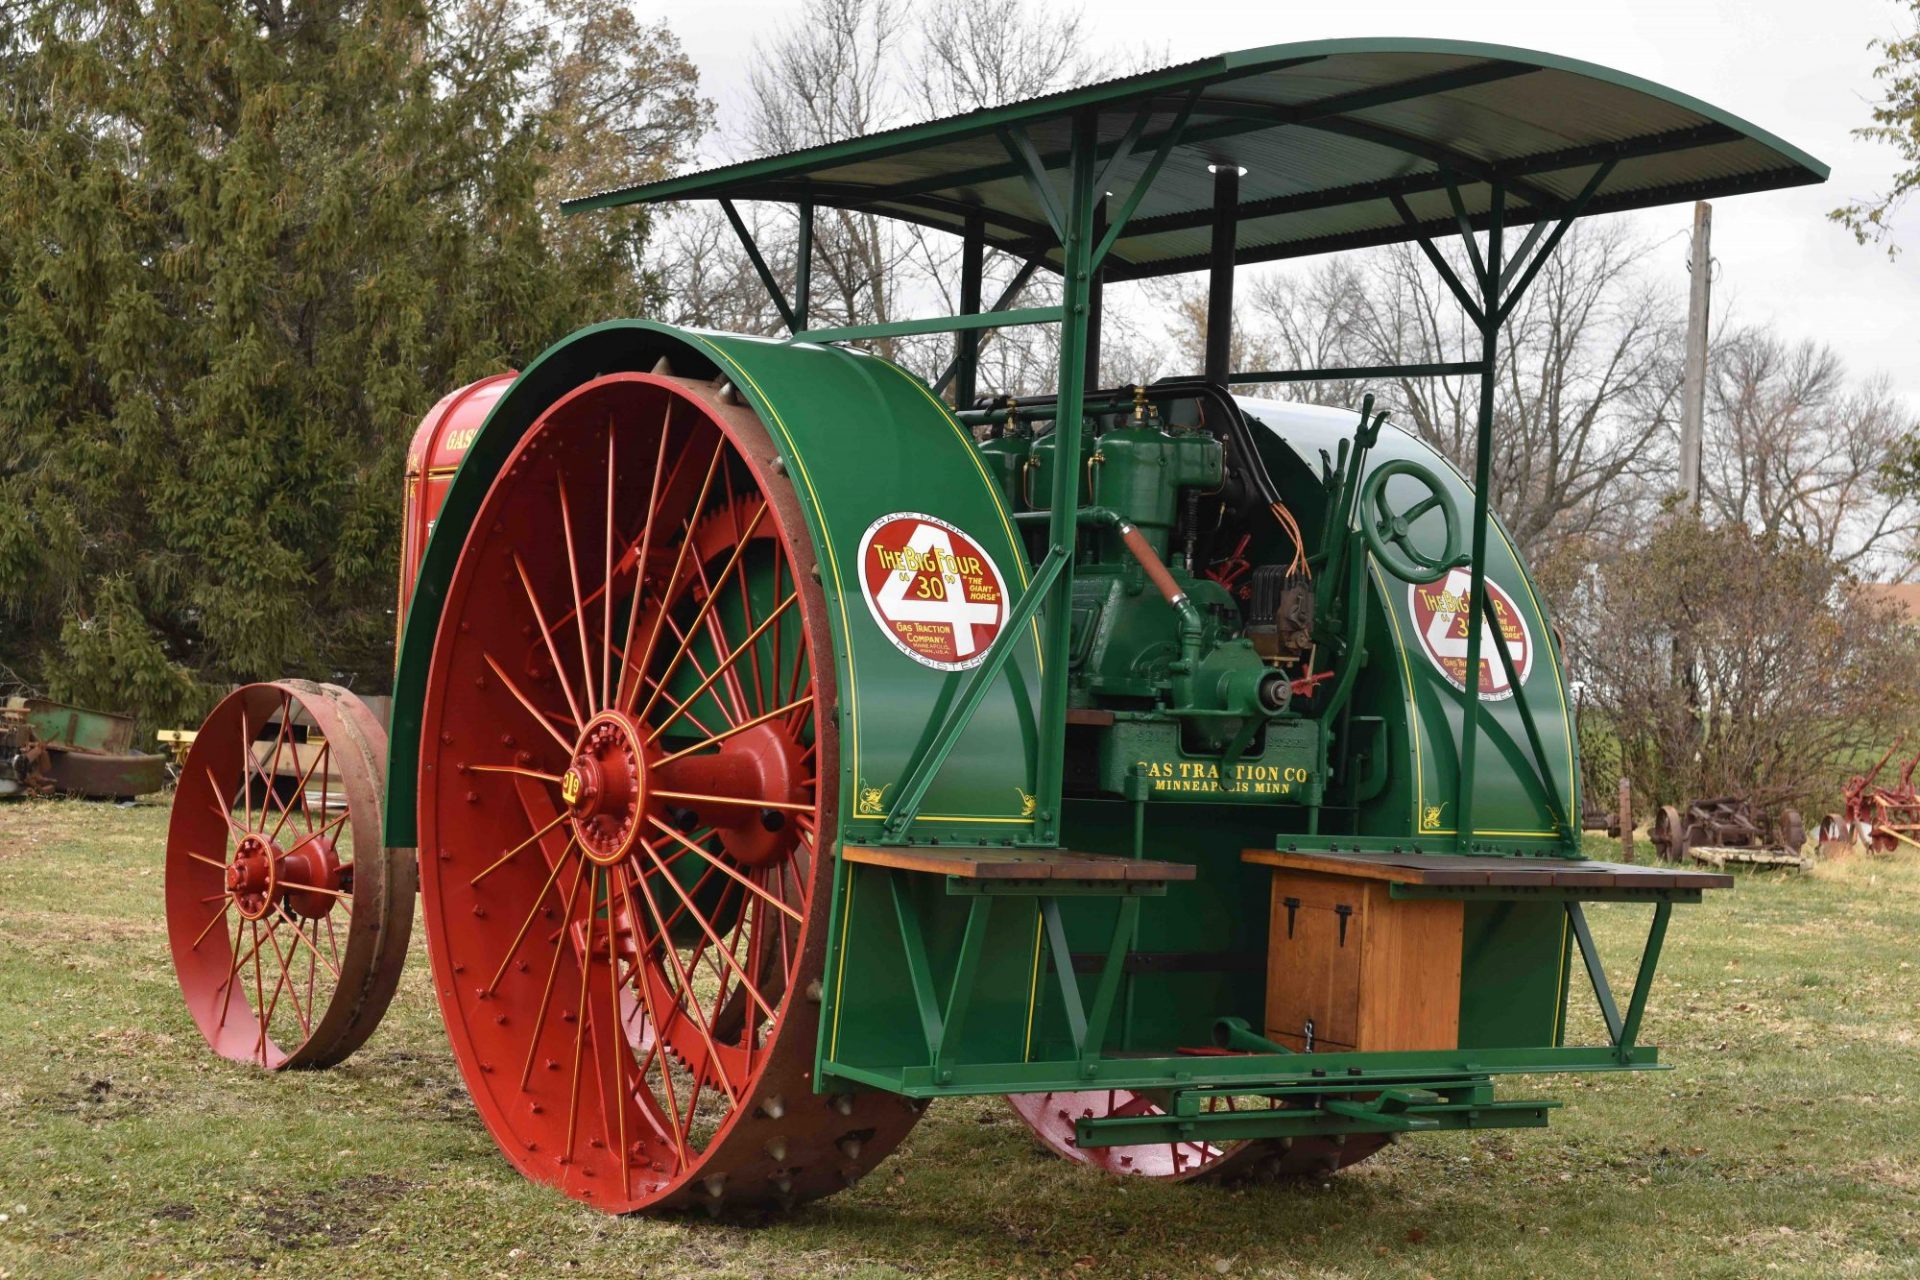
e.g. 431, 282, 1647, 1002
1, 797, 1916, 1279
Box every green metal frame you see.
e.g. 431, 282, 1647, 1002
821, 119, 1606, 855
824, 850, 1679, 1098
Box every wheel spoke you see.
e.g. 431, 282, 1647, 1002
304, 917, 318, 1026
468, 763, 565, 785
611, 866, 689, 1172
641, 821, 798, 932
316, 741, 330, 835
190, 901, 232, 949
657, 612, 744, 731
470, 810, 571, 887
268, 732, 328, 846
629, 665, 723, 739
650, 789, 814, 815
483, 652, 576, 753
215, 917, 265, 1012
486, 837, 577, 994
256, 921, 299, 1058
728, 488, 767, 718
646, 818, 802, 926
519, 850, 590, 1089
603, 852, 630, 1201
207, 765, 250, 838
647, 592, 797, 743
563, 868, 598, 1167
282, 809, 348, 859
290, 882, 353, 903
614, 406, 676, 711
603, 418, 618, 713
514, 552, 588, 730
621, 440, 726, 718
555, 470, 602, 718
259, 694, 294, 833
250, 921, 267, 1062
276, 905, 343, 981
638, 504, 769, 724
688, 545, 754, 724
620, 854, 741, 1105
654, 696, 813, 769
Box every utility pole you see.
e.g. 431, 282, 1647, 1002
1678, 201, 1712, 513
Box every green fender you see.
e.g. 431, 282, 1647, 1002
1241, 398, 1578, 845
385, 320, 1043, 848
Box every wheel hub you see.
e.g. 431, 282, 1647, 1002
656, 723, 807, 868
566, 712, 649, 866
225, 829, 344, 920
226, 833, 280, 919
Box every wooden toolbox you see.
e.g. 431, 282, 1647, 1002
1247, 857, 1462, 1053
1241, 848, 1733, 1054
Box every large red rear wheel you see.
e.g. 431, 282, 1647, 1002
417, 372, 919, 1213
165, 681, 412, 1069
1007, 1090, 1386, 1182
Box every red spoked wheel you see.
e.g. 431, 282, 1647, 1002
165, 681, 413, 1069
417, 372, 919, 1214
1006, 1090, 1386, 1182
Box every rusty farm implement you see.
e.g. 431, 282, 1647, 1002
1821, 738, 1920, 856
160, 39, 1823, 1213
1650, 797, 1808, 870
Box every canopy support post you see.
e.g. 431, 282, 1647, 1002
1086, 200, 1106, 390
1383, 167, 1612, 852
1453, 182, 1504, 853
719, 198, 798, 335
1034, 111, 1098, 846
955, 212, 985, 408
795, 197, 814, 330
933, 257, 1043, 397
1205, 164, 1239, 384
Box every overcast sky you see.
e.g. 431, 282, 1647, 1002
655, 0, 1919, 406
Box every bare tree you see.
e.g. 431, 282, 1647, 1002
1247, 222, 1681, 563
652, 0, 1149, 397
1701, 328, 1920, 573
736, 0, 913, 357
910, 3, 1099, 118
649, 206, 788, 335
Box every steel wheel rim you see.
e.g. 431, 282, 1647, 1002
1005, 1089, 1387, 1181
418, 371, 912, 1212
165, 681, 410, 1069
1007, 1089, 1267, 1180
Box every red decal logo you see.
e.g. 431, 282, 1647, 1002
857, 513, 1009, 671
1406, 569, 1533, 701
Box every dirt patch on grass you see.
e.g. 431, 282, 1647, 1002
258, 1174, 418, 1249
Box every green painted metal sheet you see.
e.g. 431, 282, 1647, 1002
385, 319, 1044, 847
1238, 397, 1578, 847
566, 39, 1825, 280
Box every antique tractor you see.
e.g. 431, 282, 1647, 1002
161, 39, 1820, 1213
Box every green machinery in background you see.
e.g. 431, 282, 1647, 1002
163, 38, 1824, 1214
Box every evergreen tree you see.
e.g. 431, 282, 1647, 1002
0, 0, 707, 725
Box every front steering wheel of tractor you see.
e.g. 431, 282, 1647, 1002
1358, 458, 1469, 583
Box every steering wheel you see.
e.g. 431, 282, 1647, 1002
1358, 459, 1469, 583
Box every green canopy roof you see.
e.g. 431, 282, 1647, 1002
563, 38, 1826, 282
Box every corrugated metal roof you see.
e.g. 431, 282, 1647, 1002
564, 38, 1826, 279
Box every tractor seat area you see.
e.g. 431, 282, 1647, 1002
841, 844, 1194, 884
